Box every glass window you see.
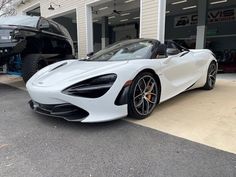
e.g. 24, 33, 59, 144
59, 25, 70, 38
38, 18, 51, 32
166, 41, 188, 52
49, 22, 62, 35
87, 40, 155, 61
0, 15, 39, 28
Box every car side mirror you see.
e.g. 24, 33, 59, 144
167, 48, 179, 55
87, 52, 94, 57
39, 23, 50, 30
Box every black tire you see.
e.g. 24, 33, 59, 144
128, 72, 160, 119
203, 61, 217, 90
22, 54, 47, 83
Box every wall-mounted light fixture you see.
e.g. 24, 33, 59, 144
48, 1, 61, 10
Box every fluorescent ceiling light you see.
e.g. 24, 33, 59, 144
210, 0, 227, 5
133, 16, 140, 19
172, 0, 187, 5
93, 20, 99, 22
166, 11, 170, 14
120, 19, 129, 22
183, 5, 197, 10
121, 13, 130, 16
99, 6, 108, 11
125, 0, 135, 3
108, 16, 116, 19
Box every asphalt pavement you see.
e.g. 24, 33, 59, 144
0, 83, 236, 177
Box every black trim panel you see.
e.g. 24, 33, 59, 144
29, 100, 89, 121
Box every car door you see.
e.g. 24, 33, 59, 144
37, 18, 55, 54
159, 42, 199, 100
38, 18, 64, 55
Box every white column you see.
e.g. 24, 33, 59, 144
76, 8, 80, 58
140, 0, 166, 43
196, 26, 206, 49
196, 0, 208, 49
86, 5, 94, 54
157, 0, 166, 43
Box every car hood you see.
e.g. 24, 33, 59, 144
0, 25, 37, 30
31, 60, 128, 87
0, 25, 19, 29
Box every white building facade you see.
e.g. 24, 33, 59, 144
16, 0, 236, 73
16, 0, 166, 58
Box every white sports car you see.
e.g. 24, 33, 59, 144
26, 39, 217, 123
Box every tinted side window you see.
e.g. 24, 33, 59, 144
49, 22, 62, 35
59, 25, 70, 38
173, 42, 188, 52
166, 42, 181, 53
38, 18, 51, 32
38, 18, 50, 32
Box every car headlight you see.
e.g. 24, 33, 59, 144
0, 35, 11, 40
62, 74, 117, 98
12, 29, 36, 39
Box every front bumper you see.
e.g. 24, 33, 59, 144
29, 100, 89, 121
27, 81, 128, 123
0, 40, 26, 59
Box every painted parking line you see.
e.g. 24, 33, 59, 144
1, 74, 236, 154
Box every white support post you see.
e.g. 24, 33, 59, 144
157, 0, 166, 43
140, 0, 166, 43
196, 26, 206, 49
196, 0, 208, 49
76, 8, 80, 58
86, 5, 94, 54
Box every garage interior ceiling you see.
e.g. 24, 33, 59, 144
92, 0, 140, 25
91, 0, 236, 24
166, 0, 236, 16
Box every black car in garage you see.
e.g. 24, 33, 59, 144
0, 15, 75, 82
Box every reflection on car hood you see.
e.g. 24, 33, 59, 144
32, 60, 128, 87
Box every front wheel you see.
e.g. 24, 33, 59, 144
203, 61, 217, 90
22, 54, 47, 83
128, 72, 160, 119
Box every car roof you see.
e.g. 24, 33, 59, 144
0, 15, 40, 28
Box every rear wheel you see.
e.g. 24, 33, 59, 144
203, 61, 217, 90
128, 72, 159, 119
22, 54, 47, 83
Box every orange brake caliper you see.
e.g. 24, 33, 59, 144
147, 85, 152, 101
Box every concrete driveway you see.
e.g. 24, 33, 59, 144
130, 78, 236, 154
0, 74, 236, 176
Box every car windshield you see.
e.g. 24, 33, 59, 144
0, 16, 39, 28
86, 40, 154, 61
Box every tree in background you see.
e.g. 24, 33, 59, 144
0, 0, 21, 17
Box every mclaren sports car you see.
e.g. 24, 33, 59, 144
26, 39, 218, 123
